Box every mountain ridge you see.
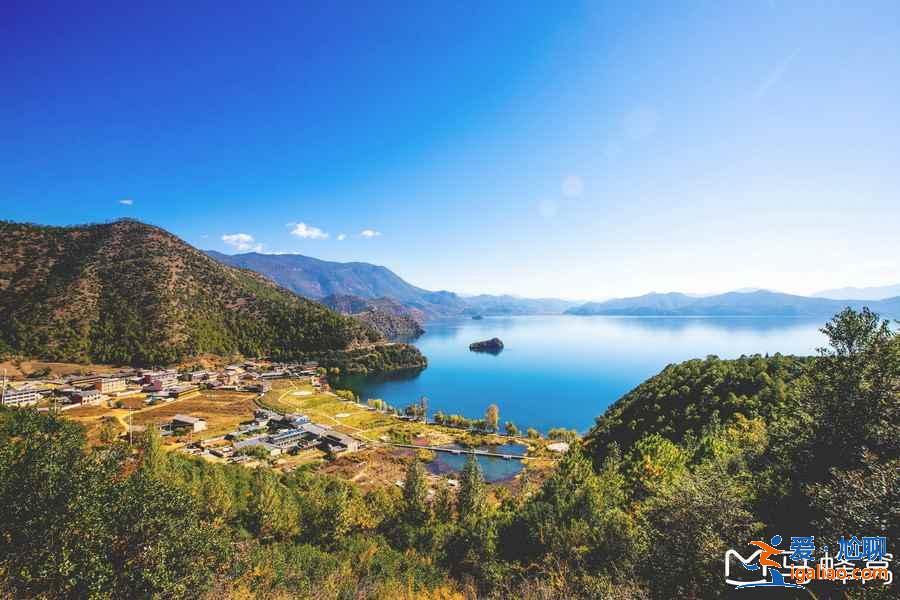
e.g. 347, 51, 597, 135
566, 289, 900, 316
813, 283, 900, 301
206, 251, 578, 318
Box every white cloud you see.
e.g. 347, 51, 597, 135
337, 233, 347, 241
360, 229, 382, 238
288, 222, 328, 239
118, 199, 133, 206
561, 175, 584, 198
221, 233, 262, 252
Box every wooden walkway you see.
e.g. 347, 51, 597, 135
390, 443, 527, 460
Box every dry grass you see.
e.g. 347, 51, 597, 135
319, 447, 413, 491
0, 359, 124, 379
131, 389, 256, 438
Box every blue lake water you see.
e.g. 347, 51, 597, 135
424, 443, 527, 482
346, 315, 829, 434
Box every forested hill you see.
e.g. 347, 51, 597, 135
584, 353, 811, 458
0, 219, 387, 365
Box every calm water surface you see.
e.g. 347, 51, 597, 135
345, 315, 828, 434
425, 443, 527, 482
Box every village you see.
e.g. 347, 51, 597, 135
0, 359, 564, 492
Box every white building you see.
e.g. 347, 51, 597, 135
1, 388, 42, 406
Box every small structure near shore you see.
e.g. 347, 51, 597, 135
469, 337, 504, 354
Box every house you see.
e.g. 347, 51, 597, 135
73, 389, 103, 405
70, 374, 102, 388
171, 414, 207, 433
268, 428, 306, 449
142, 370, 178, 388
246, 381, 271, 393
1, 387, 43, 406
233, 437, 282, 457
260, 370, 287, 379
320, 431, 359, 453
300, 422, 330, 438
281, 413, 311, 428
95, 377, 126, 394
168, 385, 199, 400
179, 370, 209, 383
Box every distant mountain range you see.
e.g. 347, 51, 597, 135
206, 251, 580, 318
206, 251, 469, 318
813, 283, 900, 301
565, 290, 900, 317
207, 251, 900, 320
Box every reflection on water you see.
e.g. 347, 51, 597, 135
424, 443, 526, 482
344, 315, 829, 434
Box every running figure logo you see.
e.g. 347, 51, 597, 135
737, 535, 805, 590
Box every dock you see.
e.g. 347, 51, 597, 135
390, 443, 527, 460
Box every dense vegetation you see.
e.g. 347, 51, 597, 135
298, 343, 428, 376
0, 220, 424, 369
0, 309, 896, 599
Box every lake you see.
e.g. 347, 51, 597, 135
343, 315, 829, 434
424, 443, 527, 483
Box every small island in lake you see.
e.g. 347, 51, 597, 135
469, 337, 504, 353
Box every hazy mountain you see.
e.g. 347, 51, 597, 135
462, 294, 581, 315
0, 220, 393, 365
206, 251, 469, 318
321, 294, 425, 340
567, 289, 900, 317
567, 292, 697, 315
813, 283, 900, 301
207, 251, 579, 318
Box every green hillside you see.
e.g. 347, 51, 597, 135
0, 219, 399, 366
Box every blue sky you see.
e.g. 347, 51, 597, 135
3, 1, 899, 299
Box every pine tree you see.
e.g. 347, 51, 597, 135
457, 453, 486, 518
249, 468, 298, 541
403, 459, 429, 525
433, 480, 455, 522
139, 424, 167, 478
200, 467, 234, 526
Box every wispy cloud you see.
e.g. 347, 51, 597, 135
221, 233, 262, 252
360, 229, 382, 238
118, 199, 133, 206
337, 233, 347, 241
288, 222, 328, 239
755, 48, 800, 102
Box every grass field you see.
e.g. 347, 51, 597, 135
131, 389, 256, 438
258, 379, 409, 434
